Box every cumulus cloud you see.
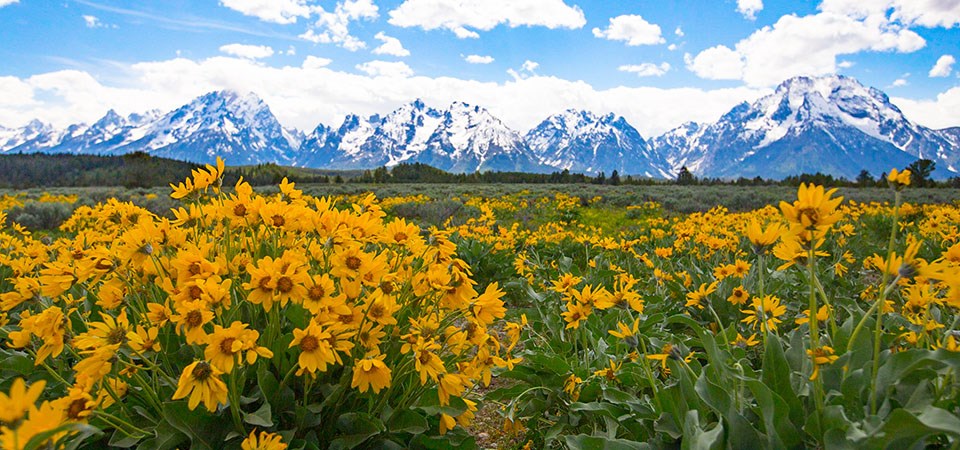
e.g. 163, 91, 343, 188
837, 60, 855, 68
929, 55, 956, 77
355, 60, 414, 78
890, 78, 908, 87
686, 11, 924, 86
371, 32, 410, 57
0, 55, 775, 137
219, 0, 312, 24
892, 87, 960, 130
0, 0, 18, 7
299, 0, 378, 51
675, 26, 684, 37
219, 43, 275, 59
737, 0, 763, 20
301, 55, 332, 69
464, 54, 494, 64
684, 46, 743, 80
592, 15, 665, 46
619, 63, 670, 77
820, 0, 960, 28
387, 0, 585, 38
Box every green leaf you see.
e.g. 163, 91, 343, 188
161, 401, 228, 450
761, 332, 804, 428
387, 409, 428, 435
564, 434, 652, 450
136, 420, 187, 450
413, 389, 468, 416
864, 406, 960, 448
328, 412, 385, 450
681, 410, 724, 450
244, 401, 274, 427
745, 380, 803, 449
109, 428, 147, 448
24, 422, 103, 450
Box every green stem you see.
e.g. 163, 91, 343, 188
638, 339, 663, 412
870, 191, 902, 416
807, 243, 825, 415
706, 303, 731, 350
228, 370, 245, 434
757, 255, 769, 348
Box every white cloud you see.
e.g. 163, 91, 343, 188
929, 55, 956, 77
619, 63, 670, 77
592, 15, 665, 46
464, 54, 494, 64
83, 15, 103, 28
371, 32, 410, 57
219, 43, 275, 59
302, 55, 333, 69
820, 0, 960, 28
285, 46, 297, 56
300, 0, 378, 51
890, 78, 908, 87
667, 43, 678, 51
355, 60, 414, 78
893, 87, 960, 130
521, 60, 539, 72
0, 0, 18, 7
684, 46, 744, 80
387, 0, 585, 38
737, 0, 763, 20
220, 0, 310, 24
837, 60, 855, 68
0, 54, 778, 139
675, 26, 684, 37
219, 0, 312, 24
686, 11, 925, 86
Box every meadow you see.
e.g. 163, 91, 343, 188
2, 161, 960, 449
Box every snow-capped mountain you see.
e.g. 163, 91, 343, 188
119, 90, 298, 164
298, 100, 546, 173
526, 109, 671, 177
654, 75, 960, 179
0, 119, 64, 153
2, 76, 958, 179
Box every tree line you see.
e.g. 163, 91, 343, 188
3, 152, 956, 189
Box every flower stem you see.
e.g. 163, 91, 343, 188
869, 191, 901, 415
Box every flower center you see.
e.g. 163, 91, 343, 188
277, 276, 293, 293
299, 335, 318, 352
192, 361, 213, 381
308, 285, 325, 301
219, 337, 237, 355
345, 256, 362, 271
185, 310, 203, 328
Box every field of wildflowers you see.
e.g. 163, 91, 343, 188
2, 159, 960, 449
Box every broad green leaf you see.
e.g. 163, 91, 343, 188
745, 380, 803, 449
564, 434, 652, 450
387, 409, 429, 435
24, 422, 102, 450
136, 420, 187, 450
161, 401, 227, 450
329, 412, 386, 450
864, 406, 960, 448
244, 401, 273, 427
681, 410, 724, 450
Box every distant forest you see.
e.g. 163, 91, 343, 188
1, 152, 956, 189
0, 152, 335, 189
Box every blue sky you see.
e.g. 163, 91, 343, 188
1, 0, 958, 136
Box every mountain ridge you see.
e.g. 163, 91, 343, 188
2, 75, 958, 179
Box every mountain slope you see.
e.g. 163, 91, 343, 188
654, 75, 960, 179
526, 109, 670, 177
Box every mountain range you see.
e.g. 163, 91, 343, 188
2, 75, 958, 180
